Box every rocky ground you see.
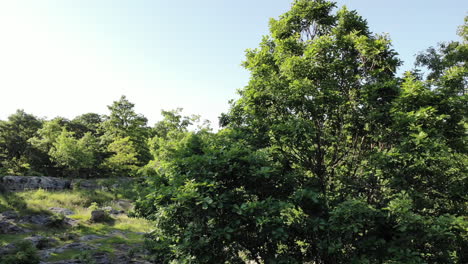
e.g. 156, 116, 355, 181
0, 177, 154, 264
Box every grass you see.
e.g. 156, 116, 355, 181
0, 234, 29, 247
46, 249, 84, 262
0, 183, 154, 262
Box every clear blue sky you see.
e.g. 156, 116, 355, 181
0, 0, 466, 128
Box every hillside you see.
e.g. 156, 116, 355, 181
0, 177, 153, 264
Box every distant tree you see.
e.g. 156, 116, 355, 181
101, 96, 151, 165
29, 119, 64, 153
0, 110, 43, 175
102, 136, 139, 176
70, 113, 103, 138
49, 129, 95, 176
153, 108, 195, 139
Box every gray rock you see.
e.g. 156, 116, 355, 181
101, 206, 113, 211
101, 206, 124, 215
20, 214, 77, 228
79, 234, 105, 241
49, 207, 75, 216
0, 210, 18, 220
0, 176, 71, 191
92, 252, 112, 264
64, 217, 80, 227
90, 210, 109, 223
70, 179, 98, 190
0, 219, 30, 234
20, 214, 53, 225
0, 241, 17, 255
40, 260, 82, 264
24, 235, 58, 249
116, 199, 132, 210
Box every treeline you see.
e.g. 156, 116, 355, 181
0, 96, 208, 178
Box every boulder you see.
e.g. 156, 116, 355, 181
90, 210, 109, 223
0, 176, 71, 191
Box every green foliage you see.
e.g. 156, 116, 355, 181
101, 95, 151, 164
0, 110, 43, 175
49, 129, 95, 175
0, 240, 40, 264
102, 136, 139, 176
136, 130, 303, 263
73, 251, 96, 264
137, 2, 467, 263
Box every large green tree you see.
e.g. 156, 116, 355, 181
138, 1, 467, 263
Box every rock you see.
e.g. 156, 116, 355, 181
49, 207, 75, 216
0, 176, 71, 191
21, 214, 53, 225
70, 179, 98, 190
101, 206, 113, 211
116, 199, 133, 210
0, 219, 30, 234
79, 234, 105, 241
20, 213, 76, 228
101, 206, 124, 215
0, 241, 17, 255
24, 235, 58, 249
92, 252, 112, 264
40, 260, 82, 264
90, 210, 109, 223
64, 217, 80, 227
57, 232, 79, 241
0, 210, 18, 220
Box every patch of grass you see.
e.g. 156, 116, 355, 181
17, 189, 114, 213
0, 234, 29, 247
113, 215, 153, 233
47, 249, 86, 262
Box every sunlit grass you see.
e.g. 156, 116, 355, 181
0, 187, 153, 250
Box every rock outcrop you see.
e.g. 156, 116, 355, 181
0, 176, 71, 191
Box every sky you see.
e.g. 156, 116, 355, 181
0, 0, 466, 128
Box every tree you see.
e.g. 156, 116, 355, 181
49, 129, 95, 176
101, 95, 151, 165
70, 113, 103, 138
102, 136, 139, 176
138, 1, 467, 263
0, 110, 43, 175
153, 108, 196, 139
